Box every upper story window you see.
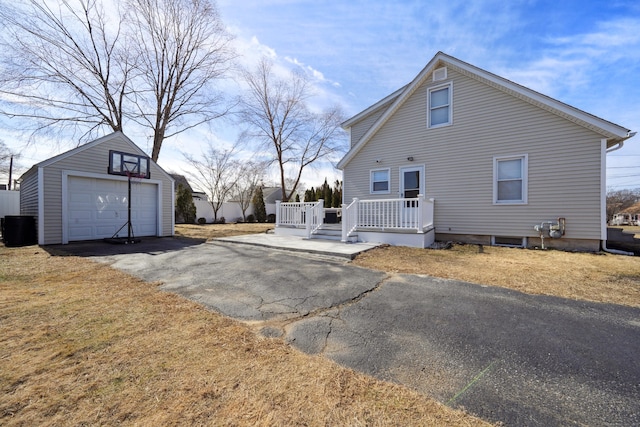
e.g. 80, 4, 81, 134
494, 154, 528, 204
428, 82, 452, 128
370, 168, 390, 194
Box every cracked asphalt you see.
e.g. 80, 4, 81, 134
56, 238, 640, 426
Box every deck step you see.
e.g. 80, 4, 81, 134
310, 224, 358, 242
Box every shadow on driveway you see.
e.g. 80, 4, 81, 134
43, 236, 206, 257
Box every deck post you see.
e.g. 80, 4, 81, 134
341, 203, 347, 242
305, 203, 311, 238
417, 194, 424, 233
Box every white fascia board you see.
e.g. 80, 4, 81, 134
341, 85, 407, 129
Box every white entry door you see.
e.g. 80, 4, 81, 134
400, 166, 424, 225
67, 176, 158, 241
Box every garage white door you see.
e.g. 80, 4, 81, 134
67, 176, 158, 241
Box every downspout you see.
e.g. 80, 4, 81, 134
601, 241, 634, 256
606, 131, 636, 153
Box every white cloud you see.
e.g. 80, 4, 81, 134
284, 56, 340, 86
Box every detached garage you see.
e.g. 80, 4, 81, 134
19, 132, 174, 245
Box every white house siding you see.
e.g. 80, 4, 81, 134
343, 67, 606, 247
349, 101, 394, 147
24, 133, 174, 245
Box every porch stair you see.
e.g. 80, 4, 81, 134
310, 224, 358, 243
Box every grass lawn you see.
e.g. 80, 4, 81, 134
175, 222, 273, 239
0, 224, 489, 426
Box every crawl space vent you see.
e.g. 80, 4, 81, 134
492, 236, 525, 247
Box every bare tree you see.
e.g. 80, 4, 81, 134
0, 0, 234, 161
0, 141, 21, 190
0, 0, 131, 141
183, 144, 237, 222
233, 161, 266, 221
127, 0, 235, 161
0, 141, 12, 175
238, 59, 345, 201
606, 187, 640, 221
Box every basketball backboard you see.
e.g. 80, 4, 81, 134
108, 150, 150, 179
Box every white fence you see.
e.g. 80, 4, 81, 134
192, 199, 277, 223
0, 190, 20, 218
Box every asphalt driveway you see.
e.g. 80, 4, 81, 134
59, 238, 640, 426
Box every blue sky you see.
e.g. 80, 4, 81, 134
4, 0, 640, 190
214, 0, 640, 189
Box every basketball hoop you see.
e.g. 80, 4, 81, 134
105, 150, 150, 245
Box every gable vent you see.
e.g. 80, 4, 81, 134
433, 67, 447, 82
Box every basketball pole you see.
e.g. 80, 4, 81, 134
107, 170, 141, 244
127, 171, 133, 243
105, 151, 147, 245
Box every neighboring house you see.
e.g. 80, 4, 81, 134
170, 174, 194, 194
19, 132, 175, 245
276, 52, 635, 251
610, 203, 640, 226
170, 173, 195, 223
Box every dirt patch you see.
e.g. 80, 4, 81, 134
175, 223, 273, 240
0, 246, 489, 426
352, 244, 640, 307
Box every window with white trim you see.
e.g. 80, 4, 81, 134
428, 82, 452, 128
370, 168, 390, 194
494, 155, 528, 204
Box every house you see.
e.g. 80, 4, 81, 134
19, 132, 175, 245
610, 202, 640, 226
276, 52, 635, 251
170, 173, 195, 223
170, 174, 194, 194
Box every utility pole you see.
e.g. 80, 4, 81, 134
8, 155, 13, 190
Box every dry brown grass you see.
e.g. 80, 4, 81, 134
175, 223, 273, 240
353, 244, 640, 307
0, 246, 489, 426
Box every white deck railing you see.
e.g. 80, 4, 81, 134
275, 201, 309, 227
275, 199, 324, 238
276, 196, 434, 242
341, 198, 359, 242
305, 199, 324, 238
354, 195, 434, 230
